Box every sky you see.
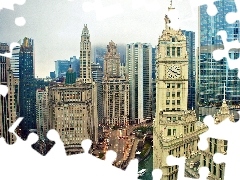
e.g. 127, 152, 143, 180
0, 0, 198, 78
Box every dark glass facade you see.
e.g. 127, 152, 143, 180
19, 37, 36, 139
182, 30, 196, 110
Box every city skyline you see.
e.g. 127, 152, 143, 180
0, 0, 198, 78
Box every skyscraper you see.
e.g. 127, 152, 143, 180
153, 3, 206, 179
80, 24, 92, 83
18, 37, 36, 139
91, 62, 104, 124
126, 43, 152, 124
0, 43, 18, 144
102, 41, 129, 126
54, 60, 70, 78
181, 30, 196, 110
197, 0, 240, 119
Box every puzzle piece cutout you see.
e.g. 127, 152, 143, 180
0, 85, 8, 97
166, 155, 209, 180
82, 0, 124, 21
212, 30, 240, 78
225, 0, 240, 24
0, 0, 26, 26
198, 113, 240, 180
0, 42, 20, 58
0, 0, 26, 11
0, 114, 140, 180
174, 0, 219, 26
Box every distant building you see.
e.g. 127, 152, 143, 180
102, 41, 129, 126
50, 71, 55, 79
0, 43, 18, 144
36, 87, 49, 141
91, 62, 104, 124
10, 41, 21, 79
18, 37, 36, 139
70, 56, 80, 78
65, 65, 76, 84
55, 60, 70, 78
126, 42, 152, 124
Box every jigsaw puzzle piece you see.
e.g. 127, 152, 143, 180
225, 0, 240, 24
0, 85, 8, 97
212, 30, 240, 78
0, 42, 20, 58
198, 112, 240, 180
166, 155, 209, 180
0, 0, 26, 11
152, 169, 163, 180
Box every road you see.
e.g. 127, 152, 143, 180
104, 128, 129, 164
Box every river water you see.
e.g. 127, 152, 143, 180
138, 150, 153, 180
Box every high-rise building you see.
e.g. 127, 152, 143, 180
36, 87, 49, 141
18, 37, 36, 139
65, 65, 76, 84
0, 43, 18, 144
152, 47, 157, 120
126, 42, 152, 124
182, 30, 196, 110
102, 41, 129, 126
48, 67, 95, 155
80, 24, 92, 84
197, 0, 240, 119
91, 62, 104, 124
10, 41, 21, 79
153, 4, 206, 179
70, 56, 80, 78
54, 60, 70, 78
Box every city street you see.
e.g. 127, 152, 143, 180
107, 129, 127, 163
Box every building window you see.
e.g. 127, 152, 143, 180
172, 117, 176, 121
172, 84, 175, 88
168, 129, 171, 136
167, 92, 170, 97
172, 92, 175, 97
167, 83, 170, 88
172, 47, 176, 56
167, 47, 170, 56
173, 129, 176, 135
166, 100, 170, 105
177, 84, 181, 88
177, 47, 181, 56
177, 92, 180, 97
172, 100, 175, 105
167, 117, 171, 120
177, 100, 180, 105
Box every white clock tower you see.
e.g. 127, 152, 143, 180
153, 2, 207, 179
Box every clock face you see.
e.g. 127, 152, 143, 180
167, 65, 181, 79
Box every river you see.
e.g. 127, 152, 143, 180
138, 149, 153, 180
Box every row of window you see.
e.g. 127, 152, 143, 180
166, 92, 181, 97
167, 83, 181, 88
166, 47, 181, 57
166, 100, 181, 105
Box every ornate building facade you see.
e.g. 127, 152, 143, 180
0, 43, 18, 144
102, 41, 129, 126
153, 4, 206, 179
48, 25, 98, 155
